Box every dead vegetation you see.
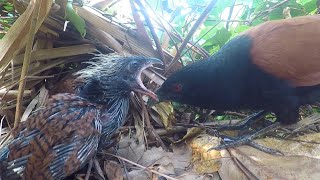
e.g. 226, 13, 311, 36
1, 0, 320, 179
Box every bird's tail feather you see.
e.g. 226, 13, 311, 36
0, 161, 21, 180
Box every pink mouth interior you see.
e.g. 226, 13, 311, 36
135, 63, 159, 101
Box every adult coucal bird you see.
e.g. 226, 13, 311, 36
156, 15, 320, 152
0, 54, 162, 179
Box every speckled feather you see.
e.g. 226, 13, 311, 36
0, 93, 102, 180
0, 54, 162, 180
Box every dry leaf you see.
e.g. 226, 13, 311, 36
20, 96, 38, 122
117, 135, 221, 179
117, 136, 146, 169
188, 134, 222, 174
176, 172, 219, 180
12, 44, 96, 65
175, 127, 203, 143
118, 136, 191, 170
104, 160, 123, 180
132, 109, 145, 144
117, 135, 201, 179
87, 25, 123, 54
0, 0, 53, 69
126, 169, 150, 180
36, 86, 49, 108
256, 132, 320, 158
219, 133, 320, 179
152, 102, 175, 130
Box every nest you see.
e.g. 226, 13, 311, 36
1, 0, 320, 179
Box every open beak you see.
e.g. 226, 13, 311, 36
133, 58, 163, 101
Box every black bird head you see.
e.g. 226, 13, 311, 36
155, 60, 218, 109
76, 54, 163, 103
156, 68, 193, 104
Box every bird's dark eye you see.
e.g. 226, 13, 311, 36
172, 83, 182, 93
128, 62, 139, 72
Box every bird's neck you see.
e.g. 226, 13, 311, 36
77, 77, 131, 133
78, 78, 129, 104
177, 35, 253, 109
104, 96, 130, 128
99, 96, 129, 146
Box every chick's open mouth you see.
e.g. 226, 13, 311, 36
134, 59, 163, 101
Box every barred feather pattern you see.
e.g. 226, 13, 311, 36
99, 97, 129, 146
0, 94, 102, 180
74, 54, 133, 146
0, 54, 152, 179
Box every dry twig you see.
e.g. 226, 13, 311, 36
103, 152, 178, 180
165, 0, 218, 75
137, 94, 168, 151
133, 0, 166, 64
248, 0, 289, 25
15, 0, 41, 127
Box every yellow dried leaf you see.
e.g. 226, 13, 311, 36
0, 0, 53, 70
189, 134, 222, 174
152, 102, 175, 130
175, 127, 202, 143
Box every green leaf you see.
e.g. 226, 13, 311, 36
241, 0, 253, 6
210, 0, 233, 18
147, 0, 161, 11
208, 45, 220, 54
297, 0, 314, 5
312, 107, 320, 113
252, 0, 264, 7
268, 8, 283, 20
202, 27, 231, 53
187, 0, 207, 5
65, 0, 86, 37
187, 0, 208, 12
252, 0, 267, 14
235, 25, 250, 33
4, 4, 14, 11
251, 17, 265, 26
204, 15, 221, 26
197, 23, 224, 41
268, 0, 306, 20
239, 5, 253, 20
303, 0, 317, 13
215, 115, 225, 121
172, 13, 188, 35
1, 17, 16, 26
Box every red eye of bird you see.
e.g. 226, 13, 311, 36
172, 83, 182, 92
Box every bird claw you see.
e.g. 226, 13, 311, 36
208, 137, 284, 156
217, 110, 268, 131
208, 122, 284, 156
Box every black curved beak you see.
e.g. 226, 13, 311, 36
146, 58, 164, 67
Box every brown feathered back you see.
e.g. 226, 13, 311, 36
246, 15, 320, 87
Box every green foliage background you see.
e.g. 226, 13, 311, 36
1, 0, 318, 51
143, 0, 317, 64
0, 0, 16, 39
